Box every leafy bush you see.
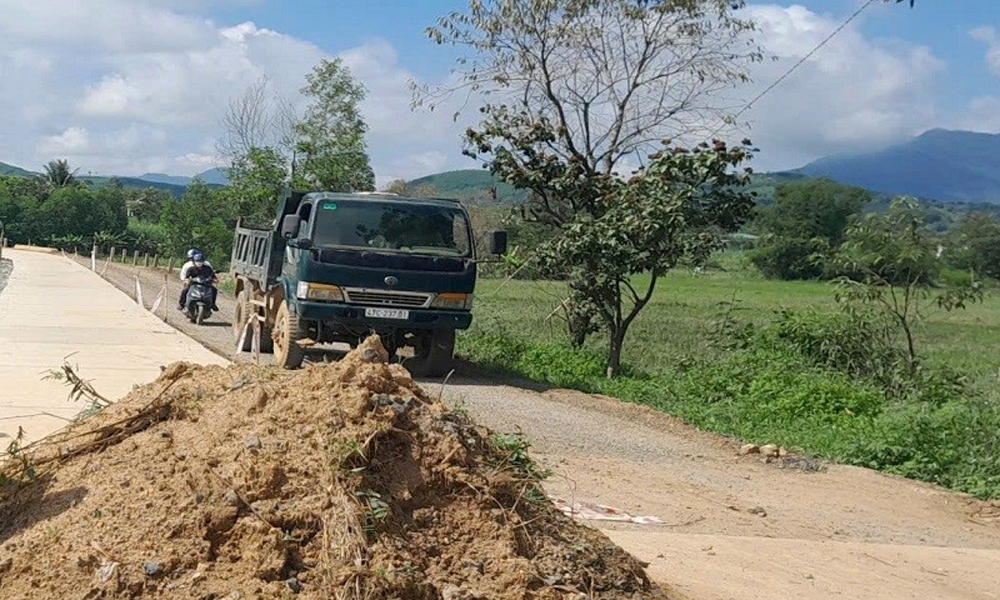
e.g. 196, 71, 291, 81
749, 238, 827, 280
771, 310, 904, 387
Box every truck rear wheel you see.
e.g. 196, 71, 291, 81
405, 329, 456, 378
233, 289, 253, 352
273, 300, 306, 369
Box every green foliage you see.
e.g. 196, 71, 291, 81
294, 58, 374, 192
534, 141, 757, 376
751, 179, 869, 280
227, 147, 287, 226
40, 159, 80, 189
0, 175, 131, 246
488, 433, 551, 481
125, 220, 170, 255
945, 212, 1000, 279
159, 180, 235, 268
1, 427, 37, 497
404, 169, 527, 204
831, 198, 983, 371
749, 238, 827, 280
125, 187, 173, 222
772, 310, 904, 388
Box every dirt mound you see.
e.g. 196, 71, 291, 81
0, 338, 668, 599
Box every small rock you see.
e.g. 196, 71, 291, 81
747, 506, 767, 518
442, 584, 471, 600
805, 574, 814, 580
0, 557, 12, 575
739, 444, 760, 455
461, 559, 484, 575
244, 435, 262, 451
142, 562, 163, 577
778, 446, 789, 458
285, 577, 302, 593
224, 593, 241, 600
98, 562, 119, 582
759, 444, 780, 458
224, 490, 240, 506
706, 550, 716, 556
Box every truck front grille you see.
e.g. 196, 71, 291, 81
343, 288, 432, 308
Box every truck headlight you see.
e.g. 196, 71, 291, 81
296, 282, 344, 302
431, 292, 473, 310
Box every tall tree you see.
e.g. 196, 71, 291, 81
40, 159, 81, 189
751, 179, 870, 280
419, 0, 761, 347
946, 213, 1000, 279
294, 59, 375, 192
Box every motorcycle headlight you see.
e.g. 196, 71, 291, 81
431, 292, 473, 310
296, 282, 344, 302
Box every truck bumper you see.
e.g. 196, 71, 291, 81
294, 301, 473, 330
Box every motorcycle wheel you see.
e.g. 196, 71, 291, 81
196, 304, 207, 325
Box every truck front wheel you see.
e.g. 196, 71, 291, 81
273, 300, 306, 369
405, 329, 456, 378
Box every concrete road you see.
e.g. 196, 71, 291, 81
0, 248, 227, 444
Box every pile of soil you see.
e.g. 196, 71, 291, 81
0, 338, 668, 599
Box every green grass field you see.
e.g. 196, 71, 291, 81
459, 260, 1000, 498
467, 268, 1000, 377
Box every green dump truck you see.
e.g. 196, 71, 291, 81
230, 190, 506, 376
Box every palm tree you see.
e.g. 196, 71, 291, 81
40, 159, 80, 188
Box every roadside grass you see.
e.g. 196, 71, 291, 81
460, 267, 1000, 499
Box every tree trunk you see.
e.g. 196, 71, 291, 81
607, 330, 625, 379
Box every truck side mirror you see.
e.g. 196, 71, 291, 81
281, 215, 302, 239
489, 230, 508, 255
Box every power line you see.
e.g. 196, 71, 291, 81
733, 0, 880, 120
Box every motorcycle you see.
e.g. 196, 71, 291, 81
185, 275, 217, 325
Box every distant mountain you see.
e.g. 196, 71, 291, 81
798, 129, 1000, 205
406, 169, 528, 204
195, 168, 229, 185
137, 172, 193, 186
0, 161, 36, 178
136, 167, 229, 186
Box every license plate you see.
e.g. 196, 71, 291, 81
364, 307, 409, 320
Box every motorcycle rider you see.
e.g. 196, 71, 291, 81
178, 251, 219, 311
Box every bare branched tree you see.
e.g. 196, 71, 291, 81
416, 0, 763, 180
415, 1, 763, 349
218, 77, 275, 161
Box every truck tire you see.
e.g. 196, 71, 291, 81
405, 329, 456, 378
233, 289, 253, 351
273, 300, 306, 369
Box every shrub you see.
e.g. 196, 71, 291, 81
749, 238, 827, 280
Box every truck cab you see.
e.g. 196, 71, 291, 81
231, 191, 505, 376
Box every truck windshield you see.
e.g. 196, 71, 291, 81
311, 199, 472, 257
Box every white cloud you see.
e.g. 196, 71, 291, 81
0, 1, 968, 180
971, 26, 1000, 77
737, 4, 944, 170
38, 127, 91, 155
952, 96, 1000, 132
338, 41, 475, 182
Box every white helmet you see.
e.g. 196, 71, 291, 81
187, 248, 197, 259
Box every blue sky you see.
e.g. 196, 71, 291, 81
1, 0, 998, 180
